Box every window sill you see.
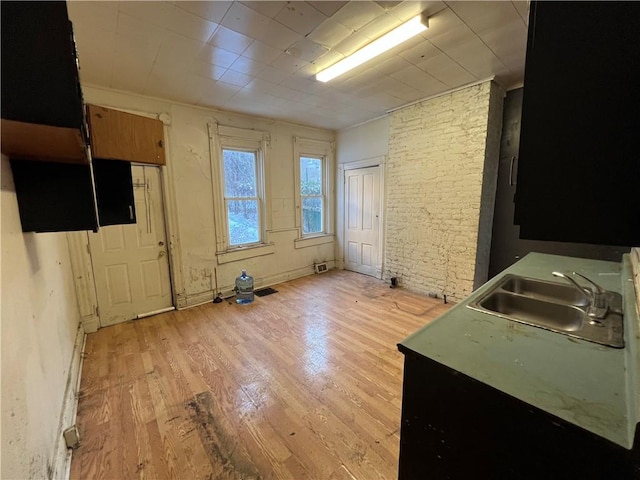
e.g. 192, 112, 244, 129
294, 234, 335, 249
217, 243, 275, 264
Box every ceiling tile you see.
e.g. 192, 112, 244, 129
242, 40, 283, 64
199, 80, 244, 106
175, 2, 233, 24
219, 69, 254, 87
244, 78, 278, 95
161, 6, 219, 42
118, 2, 219, 43
332, 1, 386, 31
389, 1, 447, 22
207, 26, 253, 55
442, 36, 506, 79
252, 19, 301, 51
274, 2, 328, 36
308, 1, 348, 17
190, 61, 228, 82
241, 1, 288, 18
415, 51, 477, 87
116, 13, 166, 48
269, 53, 310, 74
68, 1, 118, 34
448, 1, 524, 34
110, 54, 153, 93
221, 2, 271, 38
198, 45, 240, 69
155, 34, 208, 65
229, 56, 267, 76
307, 18, 353, 48
512, 1, 530, 23
286, 38, 329, 63
257, 65, 292, 84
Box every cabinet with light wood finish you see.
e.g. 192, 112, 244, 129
86, 105, 166, 165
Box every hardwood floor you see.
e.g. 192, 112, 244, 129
70, 270, 451, 479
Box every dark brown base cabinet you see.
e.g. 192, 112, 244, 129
397, 349, 640, 480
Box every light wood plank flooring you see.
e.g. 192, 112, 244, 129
71, 270, 451, 479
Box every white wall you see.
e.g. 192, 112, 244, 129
336, 116, 389, 165
1, 156, 84, 479
384, 81, 504, 301
82, 86, 336, 307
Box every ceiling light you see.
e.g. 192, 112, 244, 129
316, 13, 429, 83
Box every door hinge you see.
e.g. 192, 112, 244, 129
86, 243, 90, 254
95, 306, 99, 317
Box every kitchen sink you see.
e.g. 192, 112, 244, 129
499, 275, 589, 306
467, 274, 624, 348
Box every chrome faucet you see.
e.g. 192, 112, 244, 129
552, 271, 609, 319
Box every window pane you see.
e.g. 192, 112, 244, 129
302, 197, 323, 234
300, 156, 322, 195
227, 200, 259, 245
223, 149, 256, 197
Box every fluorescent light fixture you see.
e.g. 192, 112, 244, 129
316, 14, 428, 83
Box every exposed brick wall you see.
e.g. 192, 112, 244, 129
385, 81, 504, 301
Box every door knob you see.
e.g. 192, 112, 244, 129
159, 241, 164, 246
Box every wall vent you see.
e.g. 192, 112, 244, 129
314, 262, 328, 274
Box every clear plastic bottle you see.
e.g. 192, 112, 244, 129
235, 269, 254, 304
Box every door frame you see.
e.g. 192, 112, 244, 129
66, 109, 184, 332
337, 156, 386, 279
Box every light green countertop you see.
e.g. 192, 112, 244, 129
399, 252, 640, 449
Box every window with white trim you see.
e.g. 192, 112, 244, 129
223, 148, 261, 246
209, 124, 271, 260
300, 155, 324, 235
294, 138, 334, 242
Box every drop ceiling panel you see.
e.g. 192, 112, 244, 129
307, 18, 353, 48
175, 1, 233, 24
241, 1, 288, 19
308, 2, 349, 18
207, 26, 253, 55
68, 0, 529, 130
332, 1, 386, 31
229, 56, 267, 76
274, 2, 329, 36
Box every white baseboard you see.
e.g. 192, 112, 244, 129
53, 324, 86, 480
178, 261, 336, 309
81, 314, 99, 334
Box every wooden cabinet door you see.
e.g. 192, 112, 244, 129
87, 105, 166, 165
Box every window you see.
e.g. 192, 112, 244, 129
300, 156, 324, 235
223, 148, 260, 246
209, 124, 273, 262
294, 138, 334, 245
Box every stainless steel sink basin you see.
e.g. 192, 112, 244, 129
468, 274, 624, 348
499, 275, 589, 306
479, 292, 585, 332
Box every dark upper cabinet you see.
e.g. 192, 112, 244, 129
10, 160, 98, 233
93, 159, 136, 227
1, 1, 88, 164
515, 2, 640, 246
10, 159, 136, 233
2, 2, 137, 232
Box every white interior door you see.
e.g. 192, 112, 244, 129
344, 166, 381, 277
89, 165, 172, 326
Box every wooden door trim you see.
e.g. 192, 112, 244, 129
338, 156, 386, 279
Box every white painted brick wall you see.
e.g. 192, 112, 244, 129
385, 81, 504, 301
